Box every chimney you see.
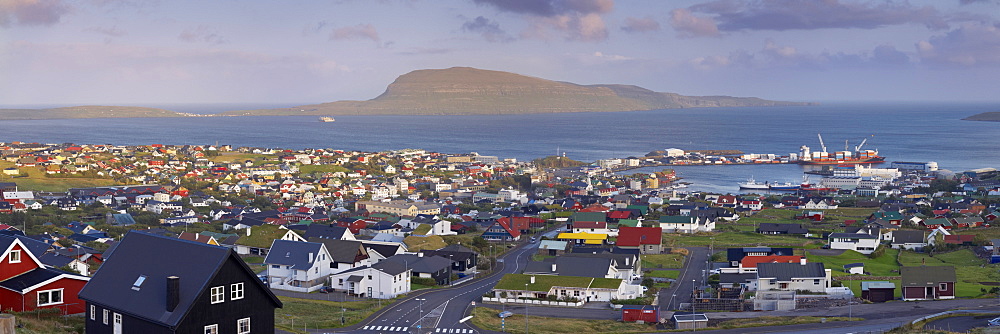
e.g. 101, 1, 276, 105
800, 257, 807, 265
530, 275, 535, 284
166, 276, 180, 312
246, 228, 251, 237
308, 253, 314, 263
551, 263, 557, 272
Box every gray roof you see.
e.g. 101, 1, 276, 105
523, 256, 613, 278
900, 266, 956, 287
719, 273, 756, 284
302, 224, 351, 240
892, 230, 926, 244
263, 239, 325, 269
861, 281, 895, 290
347, 275, 364, 282
379, 254, 452, 274
308, 237, 367, 263
372, 260, 409, 276
757, 262, 827, 281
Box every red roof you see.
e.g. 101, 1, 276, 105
944, 235, 975, 244
616, 226, 661, 246
608, 211, 632, 219
740, 255, 804, 268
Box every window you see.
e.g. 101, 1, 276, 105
210, 286, 225, 304
271, 265, 280, 269
8, 250, 20, 263
814, 279, 820, 285
230, 282, 244, 300
37, 289, 63, 306
237, 317, 251, 334
204, 324, 218, 334
940, 283, 948, 291
90, 305, 95, 320
132, 275, 147, 291
103, 309, 109, 325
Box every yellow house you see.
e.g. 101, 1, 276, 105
557, 232, 608, 245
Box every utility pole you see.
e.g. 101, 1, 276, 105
692, 279, 696, 332
525, 283, 529, 334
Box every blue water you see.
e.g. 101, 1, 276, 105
0, 102, 997, 193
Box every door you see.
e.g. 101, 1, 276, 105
113, 313, 122, 334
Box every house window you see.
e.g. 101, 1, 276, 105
8, 250, 20, 263
940, 283, 948, 291
237, 317, 250, 334
204, 324, 219, 334
37, 288, 63, 306
231, 282, 244, 300
90, 305, 95, 320
210, 286, 225, 304
272, 265, 280, 269
814, 279, 820, 285
103, 309, 109, 325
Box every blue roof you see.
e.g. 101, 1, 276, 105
263, 239, 325, 269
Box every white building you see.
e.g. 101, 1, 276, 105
263, 240, 333, 293
755, 262, 831, 293
328, 262, 411, 299
828, 233, 880, 255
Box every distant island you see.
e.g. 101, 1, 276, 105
221, 67, 812, 116
0, 67, 812, 120
963, 112, 1000, 122
0, 106, 189, 120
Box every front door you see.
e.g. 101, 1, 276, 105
113, 313, 122, 334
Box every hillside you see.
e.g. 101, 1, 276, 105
222, 67, 812, 116
963, 112, 1000, 122
0, 106, 187, 120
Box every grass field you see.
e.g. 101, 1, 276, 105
647, 270, 681, 279
275, 296, 388, 333
206, 152, 274, 163
469, 307, 657, 334
298, 164, 351, 174
641, 253, 686, 269
0, 160, 118, 191
665, 232, 820, 247
807, 248, 900, 276
403, 235, 448, 252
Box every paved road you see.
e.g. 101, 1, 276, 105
925, 314, 1000, 332
659, 247, 710, 312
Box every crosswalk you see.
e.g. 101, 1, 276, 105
358, 325, 475, 333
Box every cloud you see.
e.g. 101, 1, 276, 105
473, 0, 614, 42
671, 0, 950, 37
84, 25, 126, 37
0, 0, 70, 28
621, 16, 659, 33
917, 23, 1000, 66
688, 40, 913, 70
462, 16, 513, 42
959, 0, 998, 4
330, 23, 381, 46
591, 51, 629, 61
670, 8, 718, 38
178, 26, 227, 45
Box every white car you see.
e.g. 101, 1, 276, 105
989, 317, 1000, 327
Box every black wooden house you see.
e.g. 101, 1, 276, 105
79, 231, 281, 334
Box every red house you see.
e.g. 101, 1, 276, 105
621, 305, 659, 323
617, 226, 663, 254
0, 236, 90, 314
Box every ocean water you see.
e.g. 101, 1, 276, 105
0, 102, 997, 193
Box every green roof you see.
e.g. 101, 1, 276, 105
571, 212, 606, 223
659, 216, 692, 224
235, 224, 294, 248
494, 274, 622, 291
626, 205, 648, 215
617, 219, 640, 227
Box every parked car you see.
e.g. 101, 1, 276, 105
318, 286, 334, 293
530, 237, 537, 243
498, 311, 513, 318
989, 317, 1000, 326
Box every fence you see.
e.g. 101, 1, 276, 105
482, 297, 585, 307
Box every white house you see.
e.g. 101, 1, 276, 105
828, 233, 880, 255
328, 261, 411, 299
657, 216, 715, 233
491, 274, 643, 303
755, 262, 831, 293
263, 240, 333, 292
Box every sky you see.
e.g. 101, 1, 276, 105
2, 0, 999, 106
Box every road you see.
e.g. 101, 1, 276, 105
659, 247, 710, 313
925, 314, 1000, 332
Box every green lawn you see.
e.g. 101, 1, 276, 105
275, 296, 388, 333
298, 164, 351, 174
640, 253, 685, 269
807, 248, 900, 276
470, 307, 657, 334
646, 270, 680, 279
665, 232, 818, 247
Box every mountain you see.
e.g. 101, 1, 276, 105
221, 67, 812, 116
0, 106, 188, 120
963, 112, 1000, 122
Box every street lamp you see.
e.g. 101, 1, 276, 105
671, 293, 676, 310
449, 254, 454, 285
416, 298, 426, 329
525, 283, 530, 334
691, 279, 696, 333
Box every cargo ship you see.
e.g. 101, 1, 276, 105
797, 134, 885, 165
738, 178, 770, 190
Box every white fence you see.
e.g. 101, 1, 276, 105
482, 297, 585, 307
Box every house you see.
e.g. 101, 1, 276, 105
755, 262, 831, 293
523, 252, 639, 280
263, 240, 332, 292
380, 253, 453, 285
572, 221, 611, 235
901, 266, 956, 300
491, 274, 641, 303
537, 240, 570, 256
673, 312, 709, 330
79, 232, 282, 334
307, 238, 371, 272
302, 224, 355, 241
0, 235, 90, 313
944, 234, 975, 245
621, 305, 658, 323
419, 244, 479, 273
828, 233, 880, 255
844, 263, 865, 275
861, 281, 895, 303
890, 230, 928, 250
756, 223, 808, 236
657, 216, 715, 233
178, 232, 219, 246
616, 226, 662, 254
481, 219, 520, 242
556, 232, 608, 245
726, 247, 795, 267
720, 255, 805, 274
327, 260, 411, 299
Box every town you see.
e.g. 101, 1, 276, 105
0, 141, 997, 333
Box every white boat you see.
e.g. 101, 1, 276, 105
738, 178, 769, 190
319, 117, 335, 122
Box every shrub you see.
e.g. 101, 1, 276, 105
412, 277, 437, 286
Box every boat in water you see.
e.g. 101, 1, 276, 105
319, 117, 335, 122
767, 182, 800, 191
738, 178, 770, 190
797, 134, 885, 165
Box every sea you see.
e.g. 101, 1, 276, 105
0, 102, 997, 194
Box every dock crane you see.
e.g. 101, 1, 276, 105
816, 133, 827, 153
854, 136, 869, 152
